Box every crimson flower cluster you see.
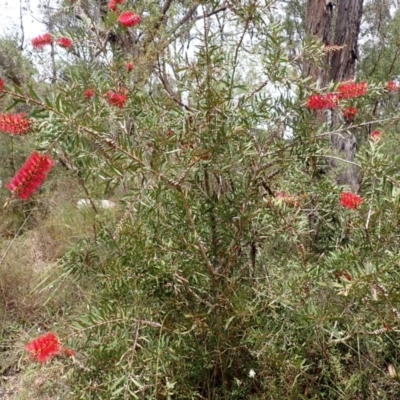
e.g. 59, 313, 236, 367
56, 37, 73, 48
337, 81, 368, 99
105, 90, 129, 108
307, 81, 368, 110
6, 152, 55, 200
387, 81, 399, 92
32, 34, 73, 49
109, 0, 124, 11
118, 11, 141, 28
83, 88, 96, 99
342, 106, 358, 121
370, 130, 382, 143
340, 192, 363, 209
306, 94, 339, 110
25, 332, 60, 363
25, 332, 74, 363
0, 113, 33, 135
126, 62, 134, 72
31, 33, 53, 49
0, 78, 3, 92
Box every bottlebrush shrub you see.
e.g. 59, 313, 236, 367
7, 3, 400, 399
31, 33, 53, 49
0, 113, 33, 135
6, 152, 55, 200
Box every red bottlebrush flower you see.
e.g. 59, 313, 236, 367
83, 88, 95, 99
61, 347, 75, 357
337, 81, 368, 99
25, 332, 61, 363
105, 91, 128, 108
126, 62, 134, 72
306, 93, 339, 110
56, 37, 73, 48
340, 192, 363, 209
6, 152, 55, 200
0, 113, 33, 135
31, 33, 53, 49
108, 0, 124, 11
370, 130, 382, 143
0, 78, 3, 92
118, 11, 141, 28
387, 81, 399, 92
342, 106, 358, 121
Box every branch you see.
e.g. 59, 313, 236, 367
195, 6, 227, 20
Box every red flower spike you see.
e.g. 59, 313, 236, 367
0, 78, 3, 92
61, 347, 75, 357
0, 113, 33, 135
105, 91, 128, 108
25, 332, 61, 363
342, 107, 358, 121
337, 81, 368, 99
370, 130, 382, 143
118, 11, 141, 28
387, 81, 399, 92
83, 88, 95, 99
31, 33, 53, 49
126, 62, 134, 72
56, 37, 73, 48
6, 152, 55, 200
108, 0, 124, 11
340, 192, 363, 209
306, 93, 339, 110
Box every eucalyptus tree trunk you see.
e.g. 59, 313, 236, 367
303, 0, 333, 85
305, 0, 364, 189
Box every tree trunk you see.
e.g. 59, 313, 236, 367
303, 0, 333, 85
305, 0, 364, 190
330, 0, 363, 82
